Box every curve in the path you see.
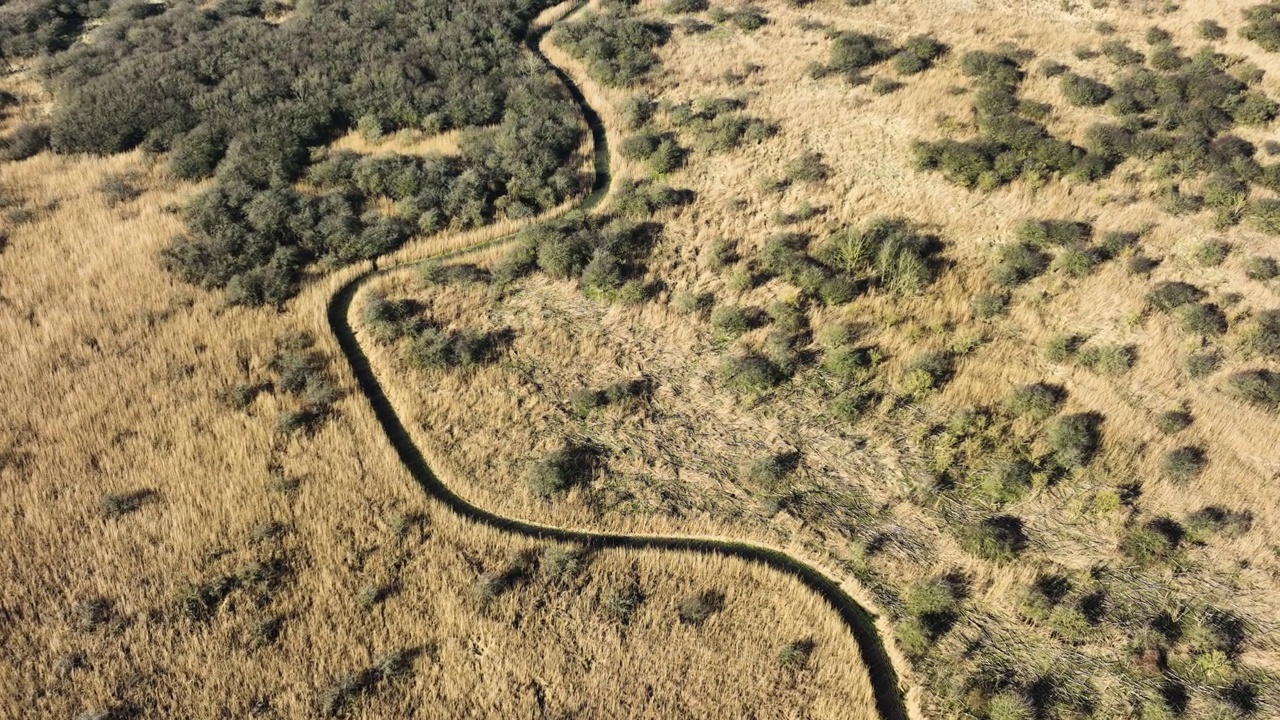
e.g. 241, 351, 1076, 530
325, 7, 910, 720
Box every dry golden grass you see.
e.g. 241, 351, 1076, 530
0, 17, 881, 720
355, 1, 1280, 716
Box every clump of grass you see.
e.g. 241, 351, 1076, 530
777, 639, 816, 669
1120, 517, 1183, 566
1175, 303, 1228, 337
528, 445, 598, 499
1077, 344, 1136, 375
1244, 255, 1279, 280
971, 293, 1008, 319
901, 351, 952, 399
1252, 309, 1280, 357
1007, 383, 1065, 421
100, 489, 157, 519
871, 76, 903, 95
710, 304, 754, 342
1163, 446, 1207, 483
744, 453, 796, 494
785, 151, 830, 182
720, 353, 784, 394
1185, 351, 1220, 379
1193, 240, 1230, 267
1048, 413, 1102, 470
1227, 369, 1280, 409
677, 589, 725, 625
960, 514, 1027, 562
1147, 281, 1204, 312
1061, 73, 1112, 106
1156, 410, 1193, 434
1197, 19, 1227, 41
894, 35, 947, 75
602, 579, 644, 624
991, 242, 1050, 287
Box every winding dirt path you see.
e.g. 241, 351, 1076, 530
324, 5, 912, 719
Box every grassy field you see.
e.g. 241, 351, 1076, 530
356, 1, 1280, 718
0, 7, 882, 720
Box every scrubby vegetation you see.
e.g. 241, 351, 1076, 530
554, 9, 671, 87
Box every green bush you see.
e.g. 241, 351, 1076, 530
902, 351, 952, 398
663, 0, 708, 13
893, 35, 947, 75
1175, 303, 1228, 336
602, 580, 644, 623
1242, 3, 1280, 51
1253, 309, 1280, 357
1016, 218, 1093, 247
1244, 255, 1279, 280
1157, 410, 1193, 434
1194, 240, 1230, 266
1120, 518, 1183, 565
721, 353, 784, 393
871, 76, 903, 95
405, 328, 501, 370
1008, 383, 1065, 420
991, 242, 1050, 287
1147, 281, 1204, 312
830, 32, 895, 75
745, 454, 794, 493
1100, 39, 1144, 66
1227, 369, 1280, 408
979, 456, 1036, 505
1061, 73, 1112, 106
1248, 198, 1280, 234
960, 515, 1028, 562
1055, 248, 1099, 277
710, 304, 753, 341
677, 590, 724, 625
1048, 413, 1101, 469
555, 11, 671, 87
1039, 60, 1068, 78
1078, 344, 1136, 375
529, 445, 598, 499
1185, 351, 1221, 379
1185, 506, 1253, 540
1197, 19, 1227, 40
1163, 446, 1207, 483
0, 122, 50, 161
1145, 27, 1172, 46
972, 293, 1008, 318
785, 151, 831, 182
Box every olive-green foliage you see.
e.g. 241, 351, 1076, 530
1077, 343, 1136, 375
554, 10, 670, 87
720, 353, 784, 393
1185, 351, 1221, 379
620, 94, 657, 130
1039, 59, 1068, 78
611, 178, 691, 218
710, 303, 753, 341
1250, 198, 1280, 234
971, 293, 1008, 318
1244, 255, 1279, 280
0, 122, 50, 161
902, 351, 952, 398
1047, 413, 1101, 469
871, 76, 903, 95
1193, 239, 1230, 266
1120, 517, 1183, 565
785, 151, 831, 182
814, 217, 942, 296
361, 294, 420, 344
1197, 19, 1227, 41
745, 454, 794, 494
1253, 309, 1280, 357
676, 589, 724, 625
1175, 302, 1228, 336
663, 0, 708, 13
666, 97, 776, 153
601, 579, 644, 623
978, 456, 1036, 505
529, 445, 598, 499
991, 242, 1050, 287
1147, 280, 1205, 311
1100, 39, 1144, 67
1157, 410, 1193, 434
1223, 366, 1274, 407
893, 35, 947, 75
1008, 383, 1065, 420
1185, 506, 1253, 540
829, 32, 896, 76
1242, 3, 1280, 52
1061, 73, 1113, 106
1162, 446, 1207, 483
960, 515, 1028, 562
1016, 218, 1093, 247
776, 639, 815, 670
405, 326, 503, 371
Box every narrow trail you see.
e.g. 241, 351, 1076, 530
324, 6, 911, 719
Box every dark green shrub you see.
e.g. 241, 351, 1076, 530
1242, 3, 1280, 51
727, 9, 767, 31
1157, 410, 1193, 434
1163, 446, 1207, 483
555, 11, 671, 87
1100, 39, 1144, 66
971, 293, 1008, 318
1147, 281, 1205, 312
1193, 240, 1230, 266
0, 122, 50, 161
830, 32, 895, 75
1185, 506, 1253, 540
1121, 517, 1183, 565
1061, 73, 1113, 107
405, 328, 502, 370
1248, 198, 1280, 234
1008, 383, 1065, 420
1078, 344, 1136, 375
1145, 27, 1173, 46
766, 299, 808, 336
1197, 20, 1227, 41
620, 94, 657, 130
785, 151, 831, 182
1048, 412, 1102, 469
1244, 255, 1279, 280
529, 445, 598, 499
979, 456, 1036, 505
960, 515, 1028, 562
894, 35, 947, 75
1226, 369, 1280, 408
1016, 218, 1093, 247
991, 242, 1050, 286
1040, 60, 1069, 78
361, 294, 417, 343
1253, 309, 1280, 357
677, 589, 724, 625
1056, 248, 1099, 277
720, 353, 783, 393
663, 0, 708, 13
822, 344, 875, 383
745, 454, 795, 493
871, 76, 903, 95
1175, 303, 1228, 336
777, 639, 815, 669
1185, 351, 1221, 379
710, 304, 753, 341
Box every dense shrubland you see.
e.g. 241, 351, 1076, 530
553, 8, 671, 87
6, 0, 586, 305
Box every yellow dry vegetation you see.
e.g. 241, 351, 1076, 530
357, 1, 1280, 717
0, 15, 880, 720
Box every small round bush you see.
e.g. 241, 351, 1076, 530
1156, 410, 1193, 435
972, 293, 1008, 319
1196, 20, 1227, 41
1175, 303, 1227, 336
677, 590, 724, 625
721, 354, 783, 393
1184, 352, 1220, 379
1193, 240, 1230, 267
960, 515, 1028, 562
1048, 413, 1101, 469
710, 304, 752, 340
1061, 73, 1112, 107
1147, 281, 1204, 312
1244, 255, 1279, 281
1121, 518, 1183, 565
1227, 369, 1280, 408
1163, 446, 1207, 483
1008, 383, 1064, 420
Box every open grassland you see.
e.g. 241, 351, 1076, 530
0, 17, 881, 720
358, 0, 1280, 717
